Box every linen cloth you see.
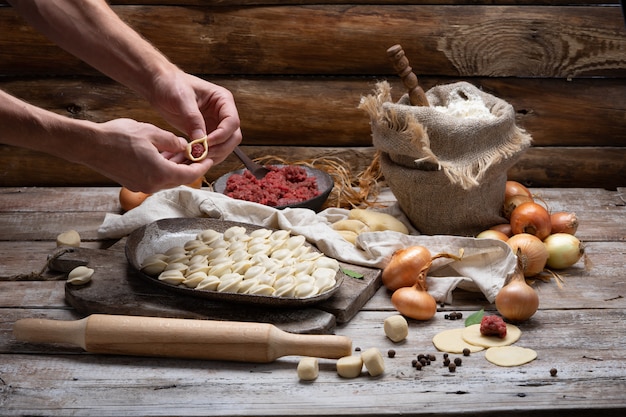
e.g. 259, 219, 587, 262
99, 187, 516, 303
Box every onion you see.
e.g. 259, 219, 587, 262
389, 250, 463, 320
506, 233, 549, 277
495, 250, 540, 322
382, 246, 432, 291
544, 233, 585, 269
476, 229, 509, 242
503, 194, 534, 219
510, 202, 552, 240
391, 285, 438, 321
490, 223, 513, 237
505, 181, 532, 199
550, 211, 579, 235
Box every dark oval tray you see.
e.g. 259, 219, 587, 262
125, 218, 343, 307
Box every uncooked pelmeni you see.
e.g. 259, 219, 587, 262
141, 227, 340, 298
67, 266, 94, 285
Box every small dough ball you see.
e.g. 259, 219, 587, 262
384, 315, 408, 342
336, 355, 363, 378
297, 357, 319, 381
348, 209, 409, 234
56, 230, 81, 248
361, 348, 385, 377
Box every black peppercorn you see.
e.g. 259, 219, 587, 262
454, 357, 462, 366
462, 348, 470, 356
448, 363, 456, 372
388, 349, 396, 358
550, 368, 558, 377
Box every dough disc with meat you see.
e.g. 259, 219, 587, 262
485, 346, 537, 367
462, 323, 521, 348
432, 328, 485, 354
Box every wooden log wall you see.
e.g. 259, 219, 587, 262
0, 1, 624, 189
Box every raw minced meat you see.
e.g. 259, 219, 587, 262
480, 315, 507, 338
224, 165, 320, 207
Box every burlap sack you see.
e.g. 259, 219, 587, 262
359, 81, 532, 236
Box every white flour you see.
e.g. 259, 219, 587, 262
433, 89, 496, 120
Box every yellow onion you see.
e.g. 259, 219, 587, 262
391, 284, 438, 321
496, 250, 540, 322
544, 233, 585, 269
550, 212, 579, 235
476, 229, 509, 242
505, 181, 532, 199
389, 250, 463, 321
510, 202, 552, 241
382, 246, 432, 291
506, 233, 548, 277
503, 194, 534, 220
490, 223, 513, 237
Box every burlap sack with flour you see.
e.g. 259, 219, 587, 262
359, 81, 532, 236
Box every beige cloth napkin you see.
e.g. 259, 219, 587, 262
98, 187, 516, 303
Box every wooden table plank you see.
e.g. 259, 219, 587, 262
0, 186, 624, 416
1, 308, 624, 416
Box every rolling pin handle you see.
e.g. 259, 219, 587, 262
13, 317, 88, 349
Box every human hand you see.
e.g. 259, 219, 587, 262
147, 69, 242, 166
87, 118, 213, 193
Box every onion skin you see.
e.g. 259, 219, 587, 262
382, 246, 432, 291
550, 212, 579, 235
505, 181, 532, 199
495, 255, 539, 322
544, 233, 585, 269
506, 233, 549, 277
510, 202, 552, 240
476, 230, 509, 242
391, 285, 437, 320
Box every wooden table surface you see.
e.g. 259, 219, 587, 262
1, 186, 625, 417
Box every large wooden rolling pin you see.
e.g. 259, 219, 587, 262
13, 314, 353, 363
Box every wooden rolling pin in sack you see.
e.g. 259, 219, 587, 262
13, 314, 352, 363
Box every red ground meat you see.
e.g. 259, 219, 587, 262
190, 143, 205, 158
480, 315, 507, 338
224, 165, 320, 207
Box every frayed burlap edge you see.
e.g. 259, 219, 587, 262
358, 81, 532, 190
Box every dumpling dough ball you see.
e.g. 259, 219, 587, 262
361, 348, 385, 377
297, 357, 319, 381
336, 355, 363, 378
384, 315, 408, 342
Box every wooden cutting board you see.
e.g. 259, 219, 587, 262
49, 240, 381, 335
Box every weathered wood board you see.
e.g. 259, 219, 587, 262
49, 241, 381, 335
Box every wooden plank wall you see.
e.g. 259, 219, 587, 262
0, 1, 624, 189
